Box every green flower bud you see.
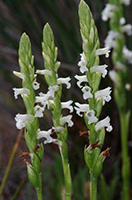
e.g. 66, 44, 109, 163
27, 163, 39, 189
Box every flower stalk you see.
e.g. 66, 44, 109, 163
40, 23, 72, 200
13, 34, 44, 200
77, 1, 112, 199
102, 0, 131, 199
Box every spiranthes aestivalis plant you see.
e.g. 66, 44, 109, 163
75, 1, 113, 199
13, 34, 44, 200
102, 0, 132, 199
36, 23, 73, 200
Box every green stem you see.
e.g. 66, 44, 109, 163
36, 173, 43, 200
36, 188, 43, 200
90, 176, 97, 200
59, 146, 72, 200
120, 111, 130, 200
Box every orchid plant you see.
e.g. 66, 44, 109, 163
102, 0, 132, 199
74, 1, 112, 200
13, 34, 44, 200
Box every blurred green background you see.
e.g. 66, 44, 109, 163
0, 0, 132, 199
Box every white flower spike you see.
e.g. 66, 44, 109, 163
85, 110, 98, 125
34, 105, 45, 118
96, 47, 111, 58
15, 114, 34, 129
61, 100, 73, 113
102, 4, 118, 21
78, 52, 88, 73
57, 77, 71, 89
95, 87, 112, 105
74, 102, 90, 117
36, 69, 52, 76
13, 88, 30, 99
75, 75, 88, 88
90, 64, 108, 78
95, 116, 113, 132
60, 115, 74, 127
81, 86, 93, 100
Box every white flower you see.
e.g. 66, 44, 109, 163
90, 64, 108, 78
95, 87, 112, 105
123, 46, 132, 64
120, 17, 126, 25
95, 116, 113, 132
109, 70, 119, 83
105, 31, 121, 48
74, 102, 90, 117
35, 93, 48, 106
57, 77, 71, 89
60, 115, 73, 127
121, 24, 132, 36
121, 0, 130, 5
61, 100, 73, 113
96, 47, 110, 58
37, 129, 55, 144
47, 85, 59, 98
36, 69, 52, 76
75, 75, 88, 88
81, 86, 93, 100
52, 126, 64, 133
34, 105, 45, 118
13, 71, 25, 80
85, 110, 98, 124
125, 83, 131, 91
102, 4, 118, 21
32, 80, 40, 90
15, 114, 34, 129
13, 88, 30, 99
36, 86, 59, 103
116, 61, 126, 72
78, 52, 88, 73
